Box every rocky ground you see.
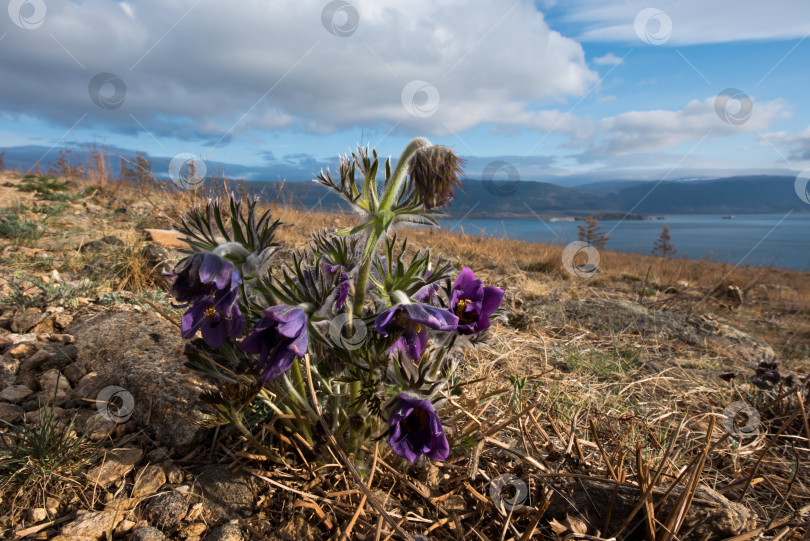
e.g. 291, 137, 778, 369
0, 171, 808, 540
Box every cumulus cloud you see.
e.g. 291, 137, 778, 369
760, 126, 810, 161
593, 52, 624, 66
0, 0, 598, 144
578, 96, 790, 158
560, 0, 810, 45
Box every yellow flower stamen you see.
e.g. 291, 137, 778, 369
454, 298, 470, 317
204, 305, 216, 319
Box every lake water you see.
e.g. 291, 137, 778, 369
439, 213, 810, 271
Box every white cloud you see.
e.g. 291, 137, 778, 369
593, 52, 624, 66
585, 96, 790, 156
0, 0, 598, 142
760, 126, 810, 161
559, 0, 810, 45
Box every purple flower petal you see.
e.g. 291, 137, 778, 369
239, 305, 308, 381
451, 268, 503, 335
387, 394, 449, 463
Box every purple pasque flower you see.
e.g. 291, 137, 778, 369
168, 252, 239, 304
375, 303, 458, 361
387, 393, 449, 462
450, 267, 504, 335
181, 289, 246, 348
239, 305, 309, 382
171, 252, 246, 347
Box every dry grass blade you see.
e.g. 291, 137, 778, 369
657, 417, 715, 541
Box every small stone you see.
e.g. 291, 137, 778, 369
8, 343, 37, 359
145, 446, 171, 463
0, 384, 33, 403
60, 509, 123, 539
54, 312, 73, 330
31, 316, 55, 334
132, 464, 167, 498
114, 519, 136, 535
196, 466, 253, 522
131, 526, 166, 541
27, 507, 48, 523
39, 368, 72, 404
0, 402, 24, 423
45, 497, 60, 515
143, 491, 188, 530
63, 362, 87, 385
183, 523, 207, 537
83, 412, 116, 441
207, 522, 243, 541
11, 312, 47, 334
69, 372, 105, 406
25, 406, 65, 423
0, 335, 12, 349
19, 348, 56, 388
85, 447, 143, 489
162, 461, 184, 484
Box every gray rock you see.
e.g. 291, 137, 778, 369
195, 466, 254, 523
0, 384, 33, 403
132, 464, 167, 498
25, 406, 66, 423
207, 522, 243, 541
63, 361, 87, 385
142, 491, 188, 530
85, 447, 143, 489
0, 402, 24, 423
11, 312, 47, 333
60, 509, 124, 539
39, 368, 72, 405
68, 372, 106, 408
145, 446, 171, 463
18, 348, 55, 388
536, 298, 773, 363
67, 310, 214, 451
130, 526, 166, 541
82, 412, 117, 441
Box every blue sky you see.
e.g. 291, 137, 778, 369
0, 0, 808, 184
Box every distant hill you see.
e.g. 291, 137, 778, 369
249, 175, 807, 218
600, 176, 802, 214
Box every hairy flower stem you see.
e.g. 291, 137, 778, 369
282, 368, 316, 447
378, 137, 431, 212
344, 141, 430, 455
